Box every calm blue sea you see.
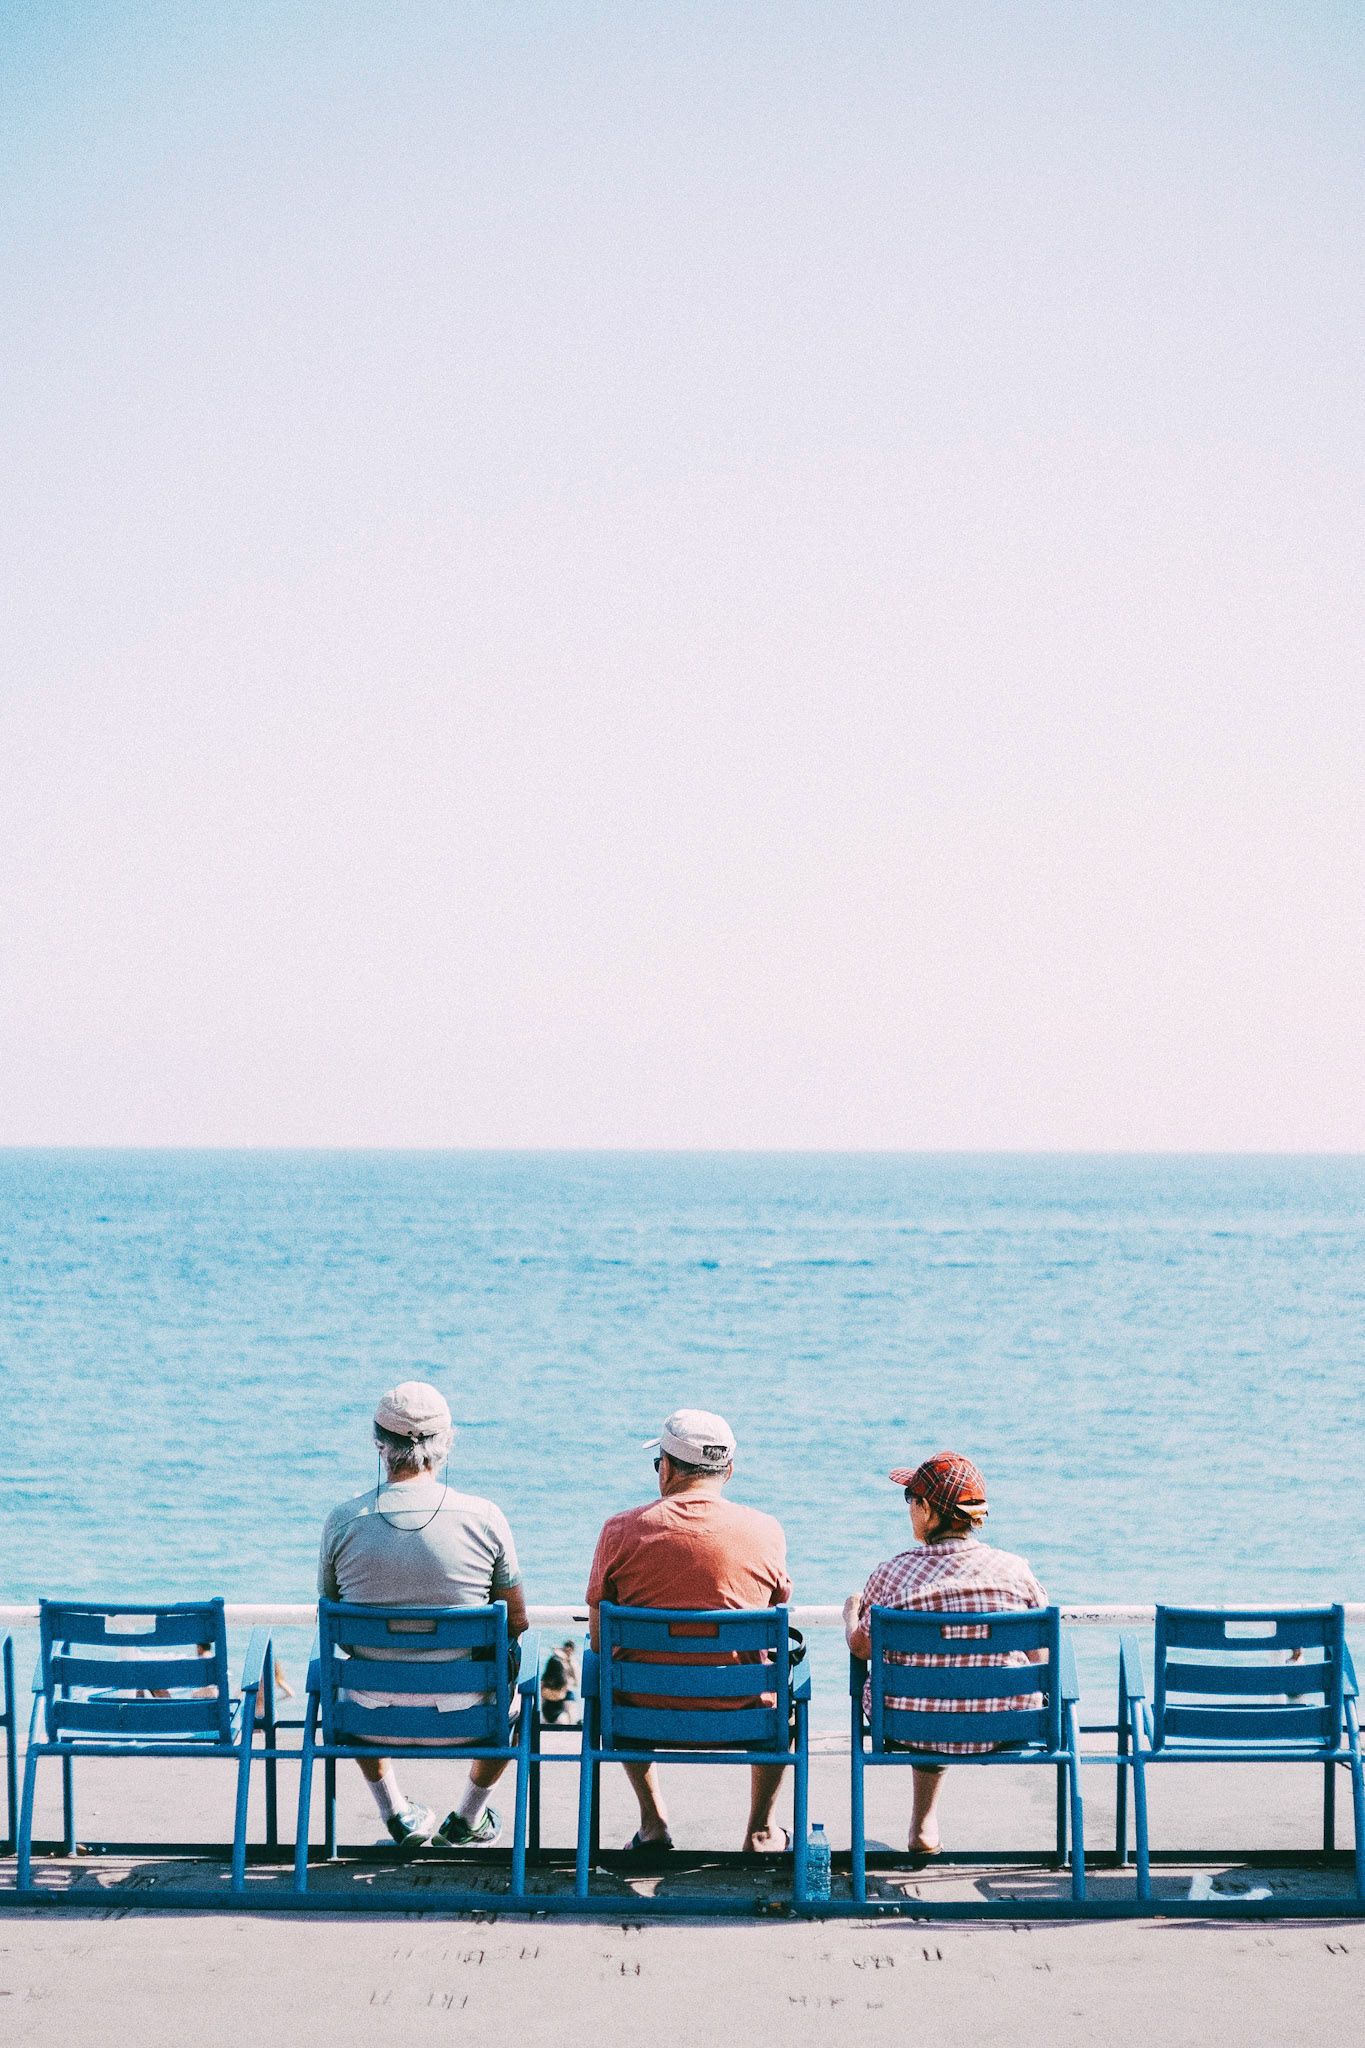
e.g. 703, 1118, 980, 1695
2, 1152, 1361, 1716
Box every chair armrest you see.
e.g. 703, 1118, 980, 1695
240, 1628, 272, 1695
848, 1653, 868, 1696
31, 1658, 46, 1695
304, 1631, 321, 1700
580, 1645, 599, 1703
516, 1631, 541, 1699
1344, 1643, 1358, 1701
792, 1668, 811, 1702
1119, 1634, 1147, 1701
1059, 1633, 1081, 1705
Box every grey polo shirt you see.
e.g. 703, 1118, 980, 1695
319, 1481, 521, 1618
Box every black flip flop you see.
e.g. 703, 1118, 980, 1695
624, 1828, 676, 1867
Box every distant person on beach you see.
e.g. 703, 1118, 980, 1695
843, 1451, 1046, 1858
585, 1408, 793, 1859
318, 1381, 527, 1853
539, 1639, 581, 1726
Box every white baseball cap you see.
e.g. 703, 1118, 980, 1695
373, 1381, 453, 1440
644, 1408, 736, 1472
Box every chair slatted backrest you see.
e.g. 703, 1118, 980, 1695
1152, 1605, 1346, 1750
317, 1599, 511, 1748
39, 1599, 232, 1744
598, 1604, 792, 1752
867, 1606, 1062, 1756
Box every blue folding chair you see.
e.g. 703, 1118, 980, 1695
295, 1598, 538, 1897
16, 1599, 275, 1894
575, 1603, 810, 1903
1119, 1604, 1364, 1899
850, 1604, 1085, 1902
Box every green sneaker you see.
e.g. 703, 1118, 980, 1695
438, 1804, 503, 1847
384, 1802, 439, 1852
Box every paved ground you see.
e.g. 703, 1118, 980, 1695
4, 1908, 1363, 2048
2, 1739, 1361, 2045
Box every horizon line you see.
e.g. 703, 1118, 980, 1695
1, 1145, 1362, 1160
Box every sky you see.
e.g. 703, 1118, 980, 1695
1, 1, 1362, 1150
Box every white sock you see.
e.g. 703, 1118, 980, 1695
455, 1778, 489, 1827
369, 1772, 407, 1823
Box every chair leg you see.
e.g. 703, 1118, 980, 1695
1131, 1740, 1151, 1902
511, 1718, 531, 1900
1350, 1751, 1365, 1901
294, 1707, 318, 1894
324, 1758, 337, 1860
2, 1637, 16, 1858
574, 1741, 596, 1899
16, 1742, 41, 1893
1323, 1761, 1336, 1854
1068, 1751, 1086, 1902
1055, 1761, 1067, 1866
792, 1706, 809, 1911
529, 1707, 542, 1856
1115, 1682, 1129, 1864
589, 1757, 601, 1864
60, 1751, 75, 1855
263, 1659, 279, 1853
231, 1725, 255, 1892
850, 1743, 867, 1906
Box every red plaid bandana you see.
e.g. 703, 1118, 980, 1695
889, 1451, 988, 1516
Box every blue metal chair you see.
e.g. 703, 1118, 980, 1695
295, 1598, 538, 1897
16, 1599, 274, 1893
850, 1604, 1085, 1902
1119, 1604, 1364, 1899
575, 1603, 810, 1904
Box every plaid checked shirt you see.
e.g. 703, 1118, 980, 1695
856, 1537, 1047, 1754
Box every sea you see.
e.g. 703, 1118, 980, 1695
1, 1151, 1362, 1722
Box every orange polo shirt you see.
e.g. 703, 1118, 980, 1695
586, 1494, 792, 1613
586, 1494, 792, 1714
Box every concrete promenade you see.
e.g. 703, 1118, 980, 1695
4, 1606, 1362, 2042
4, 1890, 1361, 2048
3, 1740, 1363, 2046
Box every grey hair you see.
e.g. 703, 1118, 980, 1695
374, 1421, 453, 1477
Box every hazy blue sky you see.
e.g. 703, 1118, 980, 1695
2, 3, 1362, 1148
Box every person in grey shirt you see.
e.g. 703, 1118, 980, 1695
318, 1380, 528, 1851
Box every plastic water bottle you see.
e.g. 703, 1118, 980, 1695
805, 1821, 831, 1901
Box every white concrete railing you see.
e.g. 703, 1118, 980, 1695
2, 1603, 1363, 1629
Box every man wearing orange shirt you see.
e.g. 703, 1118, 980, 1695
585, 1408, 793, 1858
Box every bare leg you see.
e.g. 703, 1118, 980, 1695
622, 1761, 670, 1841
469, 1756, 510, 1793
909, 1766, 946, 1851
744, 1763, 788, 1851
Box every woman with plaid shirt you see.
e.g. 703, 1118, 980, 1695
842, 1451, 1046, 1857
